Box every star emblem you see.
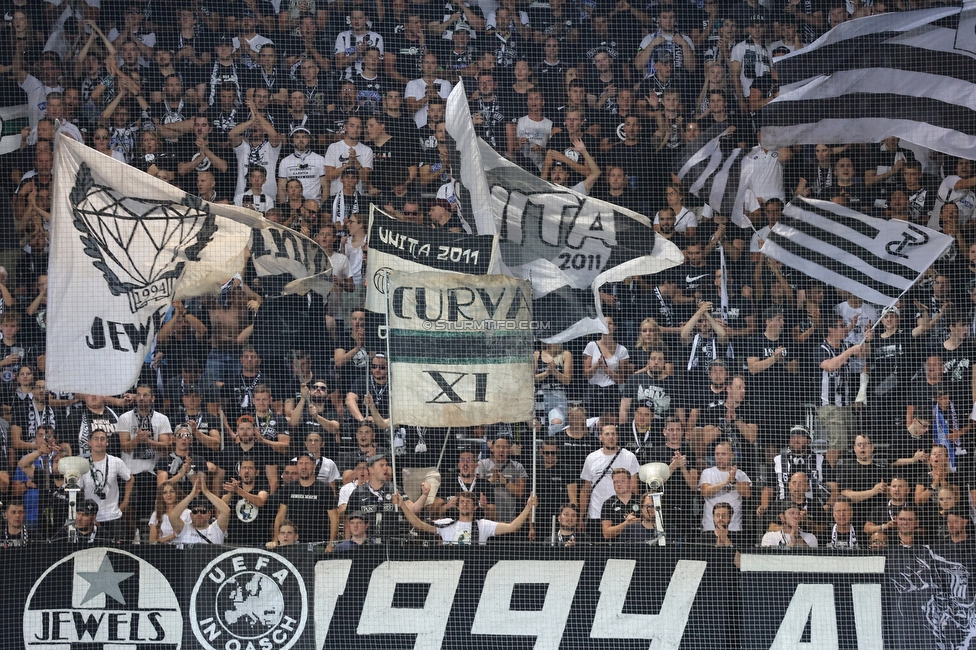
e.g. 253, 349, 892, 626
78, 554, 134, 605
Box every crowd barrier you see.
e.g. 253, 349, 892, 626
4, 542, 973, 649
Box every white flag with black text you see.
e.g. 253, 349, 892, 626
445, 83, 685, 343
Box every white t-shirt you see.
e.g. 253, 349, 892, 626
929, 175, 976, 231
730, 39, 773, 97
278, 151, 327, 201
404, 78, 453, 128
116, 409, 172, 475
654, 206, 698, 233
324, 140, 374, 196
149, 508, 191, 540
583, 340, 629, 388
234, 139, 282, 198
20, 75, 62, 137
699, 466, 752, 531
233, 33, 274, 55
761, 529, 818, 547
432, 518, 499, 544
740, 146, 785, 213
580, 447, 640, 519
834, 300, 878, 347
338, 479, 360, 507
345, 239, 367, 285
516, 115, 553, 170
176, 519, 226, 546
78, 454, 132, 522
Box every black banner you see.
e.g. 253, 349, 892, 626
367, 209, 495, 276
5, 543, 976, 649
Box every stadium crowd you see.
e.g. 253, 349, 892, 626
0, 0, 971, 551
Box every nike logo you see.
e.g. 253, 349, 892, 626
686, 274, 708, 284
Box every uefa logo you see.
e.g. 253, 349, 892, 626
190, 549, 308, 650
23, 548, 183, 649
69, 163, 217, 314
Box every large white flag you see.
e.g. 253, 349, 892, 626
385, 270, 534, 427
761, 197, 953, 305
47, 135, 330, 395
444, 83, 685, 343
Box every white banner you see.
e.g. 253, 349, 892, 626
47, 135, 331, 395
385, 270, 534, 427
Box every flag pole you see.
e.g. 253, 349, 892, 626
384, 268, 398, 499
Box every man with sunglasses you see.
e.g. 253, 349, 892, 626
288, 381, 342, 458
170, 473, 231, 546
346, 353, 390, 426
529, 439, 573, 541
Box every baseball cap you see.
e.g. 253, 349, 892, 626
881, 305, 900, 317
341, 165, 359, 176
80, 499, 99, 514
291, 126, 311, 136
347, 511, 366, 521
366, 454, 386, 467
654, 49, 674, 64
751, 13, 766, 23
708, 358, 727, 369
216, 33, 234, 45
789, 425, 812, 439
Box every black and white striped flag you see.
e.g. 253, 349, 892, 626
760, 5, 976, 159
760, 197, 953, 306
674, 124, 748, 226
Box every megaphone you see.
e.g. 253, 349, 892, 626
58, 456, 91, 492
638, 462, 671, 492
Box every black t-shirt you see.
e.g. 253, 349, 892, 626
621, 372, 681, 422
871, 330, 916, 403
557, 431, 599, 482
535, 463, 573, 525
221, 372, 265, 422
371, 135, 421, 193
470, 95, 511, 150
643, 442, 700, 536
225, 475, 275, 547
601, 493, 641, 531
10, 397, 55, 446
347, 376, 390, 420
216, 443, 278, 477
898, 175, 939, 224
348, 69, 388, 114
745, 332, 801, 399
836, 459, 889, 524
388, 32, 426, 80
437, 475, 491, 509
63, 407, 121, 459
165, 408, 219, 464
936, 340, 976, 409
278, 479, 337, 541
